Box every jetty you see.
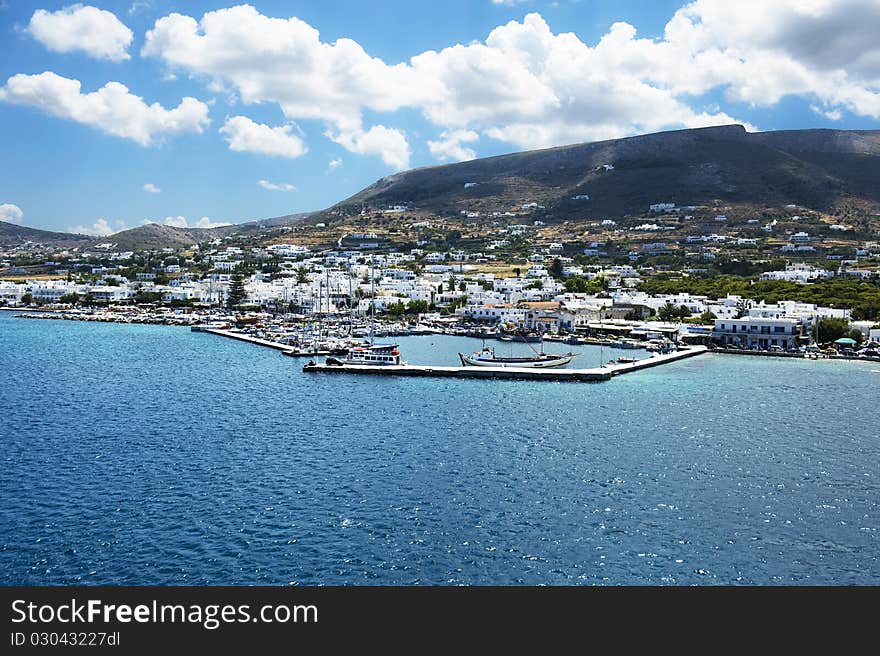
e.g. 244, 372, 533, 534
205, 328, 293, 352
302, 346, 708, 383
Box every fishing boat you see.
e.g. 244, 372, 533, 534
459, 346, 573, 368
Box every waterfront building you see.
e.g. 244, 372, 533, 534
712, 317, 803, 350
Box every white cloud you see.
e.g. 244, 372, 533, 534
219, 116, 307, 158
69, 218, 114, 236
141, 3, 880, 161
325, 124, 410, 169
258, 179, 297, 192
0, 72, 210, 146
128, 2, 152, 16
194, 216, 231, 228
491, 0, 530, 5
327, 157, 342, 172
163, 215, 188, 228
0, 203, 24, 224
143, 183, 161, 193
27, 5, 133, 62
157, 215, 232, 229
428, 129, 479, 162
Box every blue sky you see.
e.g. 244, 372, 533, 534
1, 0, 878, 234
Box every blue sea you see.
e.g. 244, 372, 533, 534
1, 311, 878, 585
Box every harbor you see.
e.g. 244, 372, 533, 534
301, 346, 709, 382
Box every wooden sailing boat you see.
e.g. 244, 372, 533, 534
459, 331, 574, 368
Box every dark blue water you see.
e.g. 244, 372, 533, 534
1, 311, 878, 584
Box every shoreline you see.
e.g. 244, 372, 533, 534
5, 307, 877, 364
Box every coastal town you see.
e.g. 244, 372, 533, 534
3, 202, 879, 360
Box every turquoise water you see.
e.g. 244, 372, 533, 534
1, 311, 878, 584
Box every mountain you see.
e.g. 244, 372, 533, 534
333, 125, 880, 220
0, 211, 313, 251
0, 221, 93, 247
103, 212, 314, 250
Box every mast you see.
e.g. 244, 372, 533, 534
369, 256, 375, 346
315, 278, 322, 356
348, 257, 354, 334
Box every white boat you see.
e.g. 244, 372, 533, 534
324, 257, 405, 367
458, 346, 573, 368
326, 343, 403, 366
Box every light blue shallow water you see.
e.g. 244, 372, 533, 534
1, 311, 878, 585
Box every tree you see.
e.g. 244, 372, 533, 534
406, 300, 430, 315
549, 258, 564, 279
387, 301, 406, 318
677, 304, 692, 319
816, 317, 850, 344
59, 293, 79, 305
564, 277, 591, 293
227, 275, 247, 309
658, 304, 677, 321
20, 292, 33, 305
699, 311, 717, 324
296, 267, 310, 284
459, 280, 467, 292
849, 329, 864, 345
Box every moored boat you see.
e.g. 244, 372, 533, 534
326, 343, 403, 366
458, 346, 574, 368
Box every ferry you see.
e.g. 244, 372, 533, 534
326, 343, 403, 366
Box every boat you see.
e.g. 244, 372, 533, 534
324, 257, 406, 367
496, 326, 543, 342
191, 321, 230, 331
458, 346, 574, 368
326, 343, 403, 366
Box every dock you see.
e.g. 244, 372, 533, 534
205, 328, 294, 353
302, 346, 708, 382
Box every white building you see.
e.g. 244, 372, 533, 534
712, 316, 803, 350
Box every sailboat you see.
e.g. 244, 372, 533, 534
459, 332, 574, 368
326, 257, 405, 367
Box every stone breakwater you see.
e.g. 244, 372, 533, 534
13, 311, 203, 326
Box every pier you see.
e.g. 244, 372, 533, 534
205, 328, 294, 352
302, 346, 708, 383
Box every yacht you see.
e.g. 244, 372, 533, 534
327, 343, 403, 366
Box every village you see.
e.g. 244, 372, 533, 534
2, 203, 879, 358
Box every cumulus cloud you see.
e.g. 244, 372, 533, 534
158, 215, 232, 229
325, 124, 410, 169
69, 218, 114, 236
163, 215, 188, 228
0, 72, 210, 146
0, 203, 24, 224
258, 179, 297, 192
194, 216, 231, 228
141, 3, 880, 162
27, 5, 133, 62
428, 129, 479, 162
143, 183, 161, 193
327, 157, 342, 172
142, 5, 409, 166
219, 116, 307, 158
